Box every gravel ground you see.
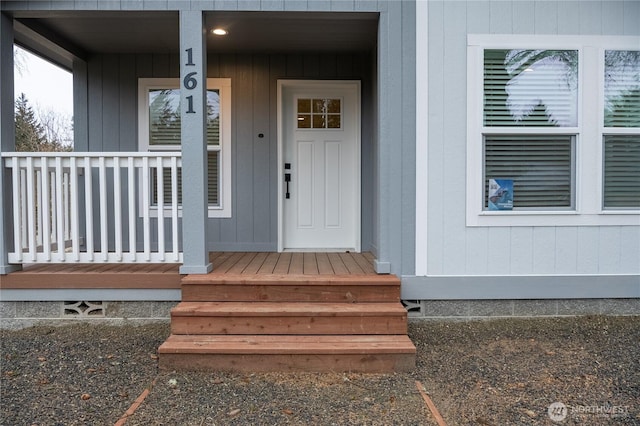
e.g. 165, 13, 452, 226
1, 316, 638, 425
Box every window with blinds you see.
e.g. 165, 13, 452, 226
151, 151, 220, 207
484, 135, 574, 209
147, 88, 222, 207
483, 49, 578, 210
603, 50, 640, 209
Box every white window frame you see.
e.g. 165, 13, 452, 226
138, 78, 232, 218
467, 35, 640, 227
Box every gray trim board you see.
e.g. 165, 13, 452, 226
401, 275, 640, 300
14, 19, 86, 67
209, 242, 277, 252
0, 289, 181, 302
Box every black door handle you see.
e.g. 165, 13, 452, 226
285, 173, 291, 199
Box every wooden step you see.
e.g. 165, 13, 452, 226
180, 274, 400, 303
170, 302, 408, 335
161, 271, 415, 373
158, 334, 416, 373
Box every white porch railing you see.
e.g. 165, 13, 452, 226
2, 152, 183, 264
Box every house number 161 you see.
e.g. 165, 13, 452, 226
184, 48, 198, 114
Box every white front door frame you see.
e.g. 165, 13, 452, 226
277, 80, 361, 252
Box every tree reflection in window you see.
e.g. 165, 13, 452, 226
297, 98, 341, 129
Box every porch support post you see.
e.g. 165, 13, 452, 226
0, 12, 20, 274
178, 11, 212, 274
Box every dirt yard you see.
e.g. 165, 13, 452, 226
1, 316, 638, 425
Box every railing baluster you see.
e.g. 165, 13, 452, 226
127, 156, 136, 260
156, 157, 165, 261
50, 170, 57, 247
25, 157, 37, 262
40, 157, 51, 261
171, 156, 179, 262
20, 168, 27, 251
35, 168, 43, 249
63, 170, 70, 242
142, 156, 150, 261
69, 157, 80, 261
98, 156, 108, 261
113, 157, 123, 261
55, 157, 65, 261
84, 156, 94, 261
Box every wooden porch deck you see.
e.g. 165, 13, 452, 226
0, 252, 377, 289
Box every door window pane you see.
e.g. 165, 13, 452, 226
297, 98, 341, 129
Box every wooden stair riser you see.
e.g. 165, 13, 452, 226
170, 315, 408, 335
159, 353, 415, 373
170, 302, 408, 335
181, 284, 400, 303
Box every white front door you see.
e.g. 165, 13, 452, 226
279, 81, 360, 252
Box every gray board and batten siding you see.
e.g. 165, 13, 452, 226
408, 0, 640, 301
75, 51, 376, 251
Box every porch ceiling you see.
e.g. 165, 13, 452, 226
12, 10, 377, 61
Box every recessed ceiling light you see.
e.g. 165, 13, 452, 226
212, 28, 228, 36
